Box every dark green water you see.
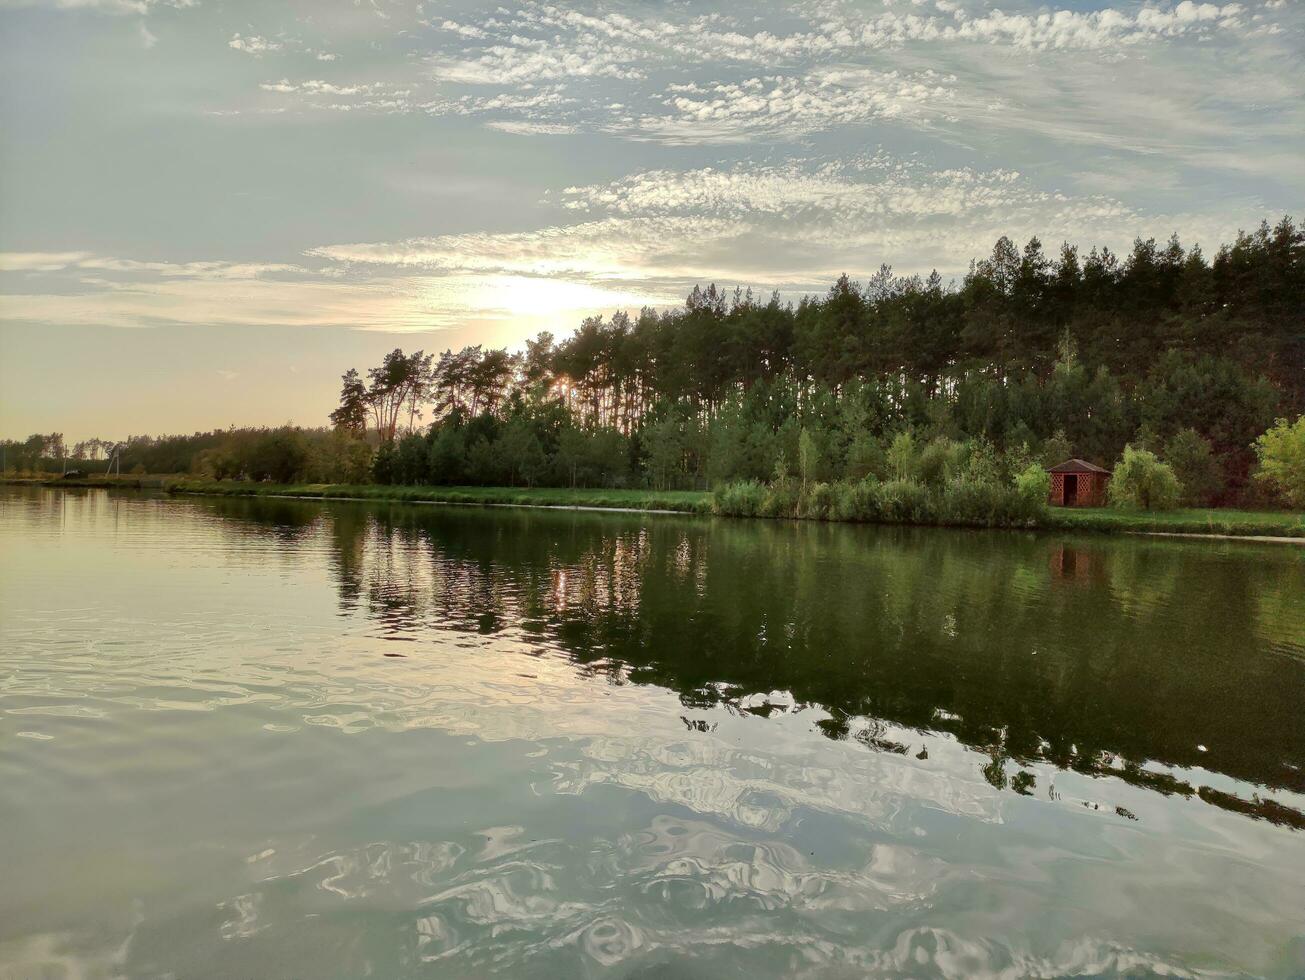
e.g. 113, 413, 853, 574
2, 486, 1303, 978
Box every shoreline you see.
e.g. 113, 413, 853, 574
5, 476, 1303, 540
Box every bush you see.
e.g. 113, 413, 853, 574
761, 481, 800, 518
1253, 416, 1305, 508
799, 481, 835, 520
876, 480, 935, 524
1015, 463, 1050, 509
832, 478, 881, 521
1108, 445, 1182, 510
712, 480, 768, 517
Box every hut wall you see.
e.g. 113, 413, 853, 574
1048, 471, 1110, 507
1049, 472, 1065, 506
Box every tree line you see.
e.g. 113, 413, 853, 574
6, 218, 1302, 508
333, 218, 1302, 506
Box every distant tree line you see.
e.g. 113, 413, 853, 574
5, 219, 1303, 508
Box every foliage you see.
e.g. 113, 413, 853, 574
1014, 463, 1050, 509
16, 220, 1302, 509
713, 472, 1043, 528
1108, 446, 1183, 511
1163, 428, 1223, 506
1253, 416, 1305, 508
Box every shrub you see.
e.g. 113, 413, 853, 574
761, 481, 800, 518
876, 479, 935, 524
1015, 463, 1050, 509
1108, 445, 1182, 510
886, 431, 916, 481
799, 481, 835, 520
1253, 416, 1305, 508
712, 480, 767, 517
916, 438, 960, 488
832, 478, 881, 521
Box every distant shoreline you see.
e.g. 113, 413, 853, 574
7, 476, 1303, 541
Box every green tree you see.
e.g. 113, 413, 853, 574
328, 369, 369, 436
798, 429, 819, 493
887, 431, 916, 482
844, 434, 886, 481
497, 418, 547, 486
1163, 429, 1222, 506
643, 415, 686, 490
1253, 416, 1305, 507
1041, 430, 1072, 467
1109, 445, 1182, 510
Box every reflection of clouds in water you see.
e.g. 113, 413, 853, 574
555, 728, 1002, 835
206, 819, 1203, 979
0, 905, 142, 980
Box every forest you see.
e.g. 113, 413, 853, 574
7, 218, 1304, 517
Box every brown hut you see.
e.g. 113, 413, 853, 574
1046, 458, 1111, 507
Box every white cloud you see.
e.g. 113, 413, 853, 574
305, 156, 1246, 290
429, 41, 644, 85
260, 78, 390, 96
137, 20, 155, 46
625, 69, 963, 143
0, 150, 1260, 337
0, 251, 94, 272
824, 1, 1251, 50
485, 120, 577, 135
228, 33, 282, 55
0, 0, 194, 12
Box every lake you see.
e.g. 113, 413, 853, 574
2, 486, 1303, 978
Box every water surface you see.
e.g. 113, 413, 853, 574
2, 487, 1303, 978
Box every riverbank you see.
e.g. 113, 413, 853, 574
162, 479, 713, 514
7, 477, 1302, 538
1043, 506, 1305, 538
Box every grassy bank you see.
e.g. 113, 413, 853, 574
1, 474, 174, 489
708, 478, 1304, 538
1044, 506, 1305, 538
9, 476, 1301, 537
163, 479, 713, 514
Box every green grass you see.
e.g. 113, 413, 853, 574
14, 475, 1301, 537
1045, 506, 1305, 538
164, 480, 713, 514
2, 474, 174, 489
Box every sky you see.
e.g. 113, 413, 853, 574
0, 0, 1301, 441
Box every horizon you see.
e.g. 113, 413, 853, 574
2, 0, 1303, 442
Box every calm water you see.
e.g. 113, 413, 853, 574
2, 487, 1304, 979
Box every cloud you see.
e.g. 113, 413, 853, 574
137, 20, 155, 46
0, 0, 194, 12
822, 1, 1251, 51
624, 69, 963, 143
484, 120, 577, 135
305, 155, 1250, 290
260, 78, 391, 96
428, 40, 645, 85
228, 33, 282, 55
0, 251, 95, 272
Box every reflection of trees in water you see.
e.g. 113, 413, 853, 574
200, 496, 1305, 826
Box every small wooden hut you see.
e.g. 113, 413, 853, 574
1046, 458, 1111, 507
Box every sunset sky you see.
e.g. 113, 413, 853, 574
1, 0, 1301, 440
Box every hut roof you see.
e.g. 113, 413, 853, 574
1046, 458, 1111, 474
